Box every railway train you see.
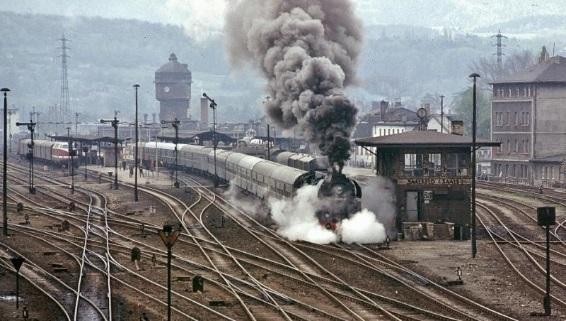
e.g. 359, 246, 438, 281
137, 142, 361, 229
17, 139, 71, 166
16, 138, 362, 229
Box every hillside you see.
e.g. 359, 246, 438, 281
0, 11, 558, 124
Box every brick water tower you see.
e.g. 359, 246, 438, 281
155, 53, 192, 123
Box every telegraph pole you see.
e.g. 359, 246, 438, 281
469, 73, 480, 258
134, 84, 140, 202
267, 124, 271, 160
440, 95, 445, 134
2, 88, 10, 236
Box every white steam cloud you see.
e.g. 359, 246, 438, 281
269, 182, 388, 244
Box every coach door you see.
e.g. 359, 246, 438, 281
406, 191, 421, 221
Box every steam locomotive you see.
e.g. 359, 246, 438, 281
136, 142, 361, 229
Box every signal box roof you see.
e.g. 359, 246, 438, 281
355, 130, 500, 149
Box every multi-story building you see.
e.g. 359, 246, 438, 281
491, 55, 566, 185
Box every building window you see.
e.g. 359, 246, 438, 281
526, 112, 530, 126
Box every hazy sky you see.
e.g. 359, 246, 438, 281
2, 0, 566, 40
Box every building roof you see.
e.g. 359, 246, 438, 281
355, 130, 500, 149
48, 135, 124, 144
156, 53, 190, 74
493, 56, 566, 84
352, 106, 419, 138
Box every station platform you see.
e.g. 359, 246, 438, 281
85, 165, 175, 187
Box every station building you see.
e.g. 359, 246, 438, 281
356, 125, 499, 237
491, 55, 566, 186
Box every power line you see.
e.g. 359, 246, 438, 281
58, 34, 71, 133
492, 30, 507, 72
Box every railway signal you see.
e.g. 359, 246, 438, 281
161, 118, 180, 188
66, 127, 76, 194
82, 146, 89, 180
202, 93, 218, 187
100, 117, 120, 189
159, 224, 180, 321
537, 206, 556, 316
2, 88, 10, 236
15, 120, 37, 194
10, 256, 25, 309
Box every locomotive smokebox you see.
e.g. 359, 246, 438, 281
317, 172, 362, 230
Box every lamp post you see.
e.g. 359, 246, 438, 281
66, 127, 75, 194
203, 93, 218, 187
16, 121, 36, 194
440, 95, 445, 134
100, 117, 120, 189
2, 88, 10, 236
159, 224, 180, 321
134, 84, 140, 202
161, 119, 180, 188
469, 73, 480, 258
10, 256, 25, 309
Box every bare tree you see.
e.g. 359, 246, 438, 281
470, 50, 535, 88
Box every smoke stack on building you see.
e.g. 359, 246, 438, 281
152, 113, 156, 124
200, 96, 209, 130
155, 53, 192, 124
143, 113, 148, 125
380, 100, 389, 121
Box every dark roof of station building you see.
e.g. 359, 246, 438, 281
355, 130, 500, 149
48, 135, 125, 144
158, 130, 236, 145
156, 53, 190, 73
492, 56, 566, 84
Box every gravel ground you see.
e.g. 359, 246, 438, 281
384, 240, 566, 321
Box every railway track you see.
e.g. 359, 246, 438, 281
179, 173, 518, 321
3, 162, 243, 320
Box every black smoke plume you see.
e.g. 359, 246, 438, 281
225, 0, 363, 172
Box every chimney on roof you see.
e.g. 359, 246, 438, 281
423, 103, 431, 115
143, 113, 148, 125
201, 97, 209, 129
371, 101, 380, 111
451, 120, 464, 136
152, 113, 156, 124
380, 100, 389, 121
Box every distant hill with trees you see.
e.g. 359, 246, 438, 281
0, 10, 560, 127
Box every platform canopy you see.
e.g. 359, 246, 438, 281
355, 131, 500, 149
47, 135, 124, 144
